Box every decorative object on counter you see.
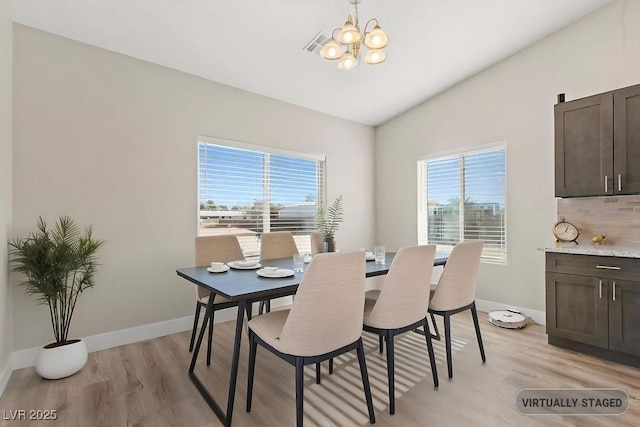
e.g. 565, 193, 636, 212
316, 195, 343, 252
9, 216, 106, 379
591, 235, 607, 246
552, 217, 579, 246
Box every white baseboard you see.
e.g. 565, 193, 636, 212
9, 296, 294, 372
475, 298, 546, 326
0, 356, 13, 398
2, 295, 534, 394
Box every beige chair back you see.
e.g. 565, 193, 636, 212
310, 231, 324, 256
260, 231, 299, 261
429, 240, 484, 311
277, 251, 366, 356
364, 245, 436, 329
194, 235, 244, 300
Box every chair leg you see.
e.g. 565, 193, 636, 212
429, 312, 441, 341
258, 299, 272, 315
295, 357, 304, 427
423, 318, 439, 388
444, 313, 453, 379
315, 363, 321, 385
356, 339, 376, 425
206, 308, 215, 366
329, 358, 333, 374
471, 302, 486, 363
379, 335, 384, 354
189, 303, 202, 352
385, 331, 396, 415
245, 303, 253, 321
246, 333, 257, 412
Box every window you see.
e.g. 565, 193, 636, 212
418, 145, 506, 264
198, 136, 325, 256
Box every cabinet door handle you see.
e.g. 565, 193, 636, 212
596, 265, 621, 270
604, 175, 608, 193
618, 174, 622, 192
599, 280, 602, 299
613, 282, 616, 302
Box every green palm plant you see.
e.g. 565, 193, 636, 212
316, 195, 343, 252
9, 216, 106, 347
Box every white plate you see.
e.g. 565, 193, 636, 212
256, 268, 295, 278
365, 253, 375, 261
207, 266, 230, 273
228, 260, 262, 270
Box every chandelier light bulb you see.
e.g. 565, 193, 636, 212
337, 50, 357, 70
365, 48, 386, 65
336, 17, 361, 45
320, 38, 343, 60
364, 25, 389, 49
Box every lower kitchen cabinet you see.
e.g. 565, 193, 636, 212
609, 279, 640, 356
546, 252, 640, 366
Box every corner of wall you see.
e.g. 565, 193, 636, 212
0, 0, 14, 397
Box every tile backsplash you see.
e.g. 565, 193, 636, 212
557, 196, 640, 246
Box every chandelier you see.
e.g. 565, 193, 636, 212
320, 0, 389, 71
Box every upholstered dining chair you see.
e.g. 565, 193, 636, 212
246, 251, 375, 427
428, 239, 485, 379
310, 231, 324, 256
191, 235, 246, 365
362, 244, 439, 415
258, 231, 300, 314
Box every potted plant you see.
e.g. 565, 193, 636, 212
316, 195, 343, 252
9, 216, 106, 379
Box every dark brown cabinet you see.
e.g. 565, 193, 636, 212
555, 83, 640, 197
546, 271, 608, 348
546, 253, 640, 365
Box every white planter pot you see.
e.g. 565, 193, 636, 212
35, 339, 88, 380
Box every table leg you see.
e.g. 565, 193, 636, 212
188, 294, 247, 427
225, 299, 246, 426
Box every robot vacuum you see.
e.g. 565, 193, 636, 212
488, 310, 527, 329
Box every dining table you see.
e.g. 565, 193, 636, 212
176, 251, 449, 426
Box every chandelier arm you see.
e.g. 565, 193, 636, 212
363, 18, 379, 35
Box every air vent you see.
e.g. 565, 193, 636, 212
303, 32, 330, 56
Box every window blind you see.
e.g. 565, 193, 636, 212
418, 146, 506, 264
198, 140, 326, 256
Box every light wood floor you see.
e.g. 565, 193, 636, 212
2, 311, 640, 426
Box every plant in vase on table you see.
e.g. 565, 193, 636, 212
316, 195, 343, 252
9, 216, 106, 380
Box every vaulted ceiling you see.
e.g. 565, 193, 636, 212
11, 0, 611, 126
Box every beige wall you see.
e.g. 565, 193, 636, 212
12, 25, 375, 350
0, 0, 13, 375
375, 0, 640, 313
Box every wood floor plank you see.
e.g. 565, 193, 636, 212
1, 310, 639, 426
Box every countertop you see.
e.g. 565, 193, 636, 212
539, 243, 640, 259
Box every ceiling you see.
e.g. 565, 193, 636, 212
10, 0, 611, 126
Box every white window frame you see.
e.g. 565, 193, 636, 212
418, 142, 507, 265
197, 135, 326, 256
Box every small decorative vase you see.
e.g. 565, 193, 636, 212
324, 238, 336, 253
35, 339, 88, 380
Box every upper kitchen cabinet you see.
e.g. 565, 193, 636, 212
554, 83, 640, 197
613, 85, 640, 195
